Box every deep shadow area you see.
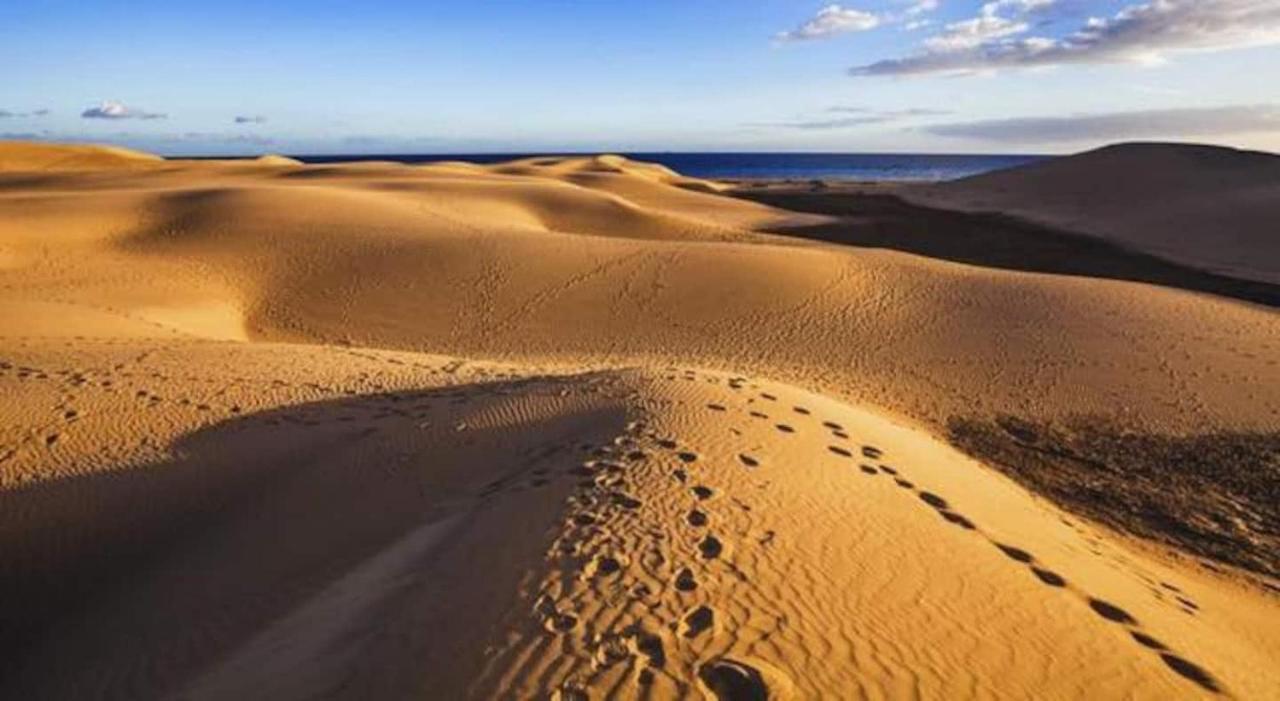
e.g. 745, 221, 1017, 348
733, 188, 1280, 308
0, 373, 628, 699
948, 414, 1280, 581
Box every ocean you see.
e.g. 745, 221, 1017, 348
291, 152, 1048, 182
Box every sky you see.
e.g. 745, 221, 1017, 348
2, 0, 1279, 155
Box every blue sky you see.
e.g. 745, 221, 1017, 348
2, 0, 1278, 154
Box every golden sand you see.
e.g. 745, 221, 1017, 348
0, 141, 1276, 699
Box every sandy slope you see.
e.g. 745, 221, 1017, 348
903, 142, 1280, 285
1, 142, 1277, 700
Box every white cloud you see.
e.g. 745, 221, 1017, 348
81, 100, 167, 120
777, 4, 881, 42
750, 106, 954, 129
924, 103, 1280, 141
924, 14, 1029, 52
905, 0, 941, 17
853, 0, 1280, 77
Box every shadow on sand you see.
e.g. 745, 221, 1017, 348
734, 189, 1280, 308
0, 375, 628, 699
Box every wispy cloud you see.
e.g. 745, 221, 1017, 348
776, 4, 880, 42
234, 115, 268, 124
0, 108, 50, 118
81, 100, 167, 120
853, 0, 1280, 77
923, 104, 1280, 142
750, 106, 954, 130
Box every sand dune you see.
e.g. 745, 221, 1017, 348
1, 142, 1277, 699
903, 142, 1280, 285
0, 140, 163, 171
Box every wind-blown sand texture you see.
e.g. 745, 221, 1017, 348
903, 142, 1280, 285
1, 141, 1277, 700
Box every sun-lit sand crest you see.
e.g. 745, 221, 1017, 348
0, 142, 1277, 699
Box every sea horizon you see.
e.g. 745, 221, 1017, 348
180, 151, 1051, 182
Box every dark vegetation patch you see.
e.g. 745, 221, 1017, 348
948, 414, 1280, 579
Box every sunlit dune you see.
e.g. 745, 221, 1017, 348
0, 141, 1277, 700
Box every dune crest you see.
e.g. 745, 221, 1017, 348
1, 141, 1277, 700
0, 140, 164, 171
904, 142, 1280, 284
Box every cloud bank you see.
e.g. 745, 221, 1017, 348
924, 104, 1280, 141
81, 101, 167, 120
853, 0, 1280, 77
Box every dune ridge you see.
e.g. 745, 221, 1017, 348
1, 141, 1277, 700
903, 142, 1280, 285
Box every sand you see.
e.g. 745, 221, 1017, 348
0, 141, 1277, 700
902, 142, 1280, 286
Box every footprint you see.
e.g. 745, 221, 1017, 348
687, 509, 709, 527
879, 465, 898, 476
658, 439, 678, 449
1088, 598, 1137, 625
822, 421, 843, 430
760, 393, 777, 401
678, 452, 699, 463
1031, 568, 1067, 587
894, 478, 915, 489
858, 465, 878, 475
681, 606, 715, 638
698, 659, 773, 701
940, 511, 976, 530
1160, 654, 1221, 693
588, 556, 623, 577
611, 492, 643, 510
675, 568, 698, 592
918, 492, 949, 510
775, 424, 794, 434
738, 454, 759, 468
631, 631, 667, 668
707, 403, 727, 412
862, 446, 883, 459
828, 446, 852, 458
793, 406, 810, 415
996, 544, 1034, 563
1131, 632, 1168, 650
544, 612, 578, 633
699, 535, 724, 559
692, 486, 714, 500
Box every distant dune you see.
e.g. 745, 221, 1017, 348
1, 140, 1277, 700
903, 142, 1280, 285
0, 140, 164, 171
